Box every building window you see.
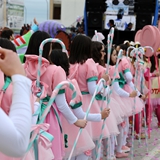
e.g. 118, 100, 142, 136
53, 4, 61, 20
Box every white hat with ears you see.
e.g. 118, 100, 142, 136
92, 31, 105, 44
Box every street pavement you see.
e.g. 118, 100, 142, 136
105, 116, 160, 160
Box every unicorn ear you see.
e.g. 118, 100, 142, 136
92, 32, 105, 43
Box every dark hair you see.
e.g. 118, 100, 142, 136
52, 42, 62, 50
128, 22, 133, 27
0, 38, 17, 79
25, 31, 51, 62
69, 35, 92, 64
20, 24, 31, 36
1, 29, 14, 39
119, 44, 128, 51
91, 41, 105, 66
49, 49, 69, 76
150, 55, 156, 73
105, 47, 117, 66
0, 38, 16, 52
109, 19, 114, 25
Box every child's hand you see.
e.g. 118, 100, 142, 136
0, 48, 25, 76
129, 91, 137, 97
140, 94, 146, 101
33, 18, 39, 25
36, 98, 40, 103
102, 74, 110, 82
74, 119, 87, 128
101, 108, 110, 119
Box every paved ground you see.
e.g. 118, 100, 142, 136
107, 116, 160, 160
88, 115, 160, 160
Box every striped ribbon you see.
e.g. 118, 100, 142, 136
99, 27, 114, 160
34, 38, 79, 159
39, 81, 77, 125
107, 27, 114, 74
95, 30, 99, 41
130, 50, 139, 160
37, 38, 67, 88
141, 69, 149, 153
126, 46, 135, 57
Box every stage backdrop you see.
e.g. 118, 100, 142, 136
104, 15, 136, 31
105, 0, 129, 15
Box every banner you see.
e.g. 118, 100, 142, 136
0, 0, 5, 27
104, 15, 136, 31
6, 0, 24, 31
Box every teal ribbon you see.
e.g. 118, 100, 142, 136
40, 129, 54, 142
71, 101, 82, 109
118, 72, 126, 88
64, 134, 68, 148
95, 94, 106, 101
33, 136, 39, 160
81, 91, 89, 95
27, 130, 54, 160
82, 91, 106, 100
1, 77, 11, 92
87, 76, 98, 82
37, 95, 68, 148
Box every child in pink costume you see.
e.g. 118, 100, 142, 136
144, 55, 160, 127
0, 37, 54, 160
23, 31, 88, 160
49, 49, 110, 159
109, 48, 144, 157
68, 35, 111, 159
91, 41, 127, 159
131, 55, 149, 138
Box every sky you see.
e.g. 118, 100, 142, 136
24, 0, 49, 24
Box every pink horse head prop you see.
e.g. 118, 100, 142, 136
135, 25, 160, 57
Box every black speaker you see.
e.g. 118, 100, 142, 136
87, 12, 103, 29
86, 0, 107, 12
134, 0, 156, 13
136, 14, 152, 30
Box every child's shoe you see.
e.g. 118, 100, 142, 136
116, 152, 128, 158
121, 145, 130, 153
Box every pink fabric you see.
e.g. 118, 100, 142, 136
127, 59, 135, 76
24, 55, 66, 96
123, 84, 144, 115
0, 123, 54, 160
98, 99, 121, 135
134, 64, 149, 95
106, 65, 120, 79
96, 64, 124, 126
121, 57, 130, 71
111, 91, 131, 118
82, 94, 110, 140
24, 55, 67, 159
117, 58, 145, 116
144, 68, 156, 81
31, 80, 49, 99
44, 103, 64, 160
61, 113, 95, 159
69, 59, 98, 92
24, 55, 50, 81
64, 79, 95, 158
65, 79, 82, 106
25, 55, 95, 158
69, 59, 110, 140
